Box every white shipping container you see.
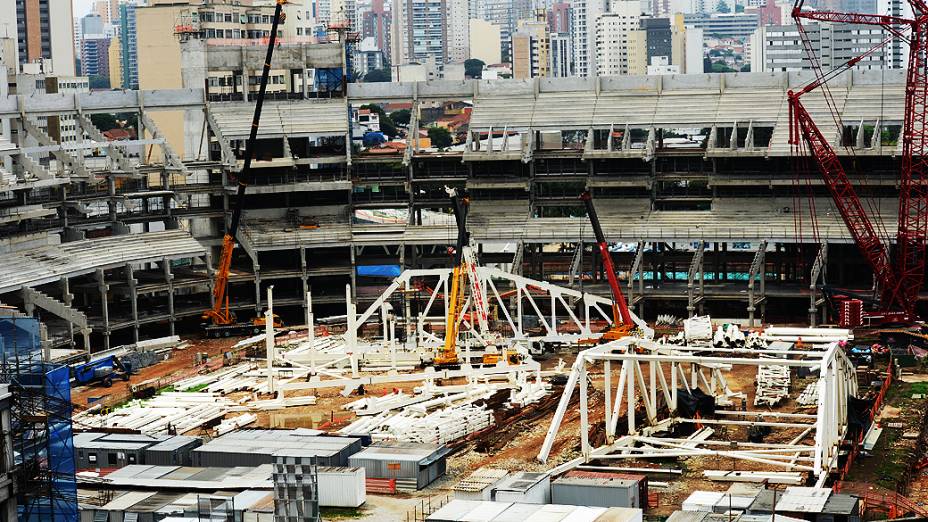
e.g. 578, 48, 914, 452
318, 467, 366, 508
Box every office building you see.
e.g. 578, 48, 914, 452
13, 0, 76, 76
877, 0, 912, 69
81, 14, 105, 37
750, 22, 888, 72
108, 34, 122, 88
391, 0, 451, 65
683, 12, 759, 38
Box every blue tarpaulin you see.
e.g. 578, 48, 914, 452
357, 265, 402, 278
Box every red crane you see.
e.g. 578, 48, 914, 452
789, 0, 928, 322
580, 191, 635, 340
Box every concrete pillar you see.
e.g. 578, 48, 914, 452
96, 269, 111, 350
126, 264, 139, 343
300, 247, 309, 324
349, 246, 357, 301
59, 277, 75, 349
106, 175, 117, 224
162, 259, 176, 335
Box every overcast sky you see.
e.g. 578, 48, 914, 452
72, 0, 96, 19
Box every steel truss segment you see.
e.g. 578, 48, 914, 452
538, 337, 857, 483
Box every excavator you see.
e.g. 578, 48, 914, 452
202, 1, 287, 338
436, 188, 521, 367
579, 191, 636, 342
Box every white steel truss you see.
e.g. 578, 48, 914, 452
538, 337, 857, 487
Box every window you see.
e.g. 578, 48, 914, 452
224, 13, 233, 22
35, 79, 43, 89
88, 453, 97, 463
107, 453, 117, 466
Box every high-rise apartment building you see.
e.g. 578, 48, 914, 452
361, 0, 391, 61
81, 37, 110, 79
573, 0, 607, 76
512, 15, 549, 78
392, 0, 467, 66
595, 0, 641, 76
108, 33, 122, 88
474, 0, 533, 62
13, 0, 76, 76
118, 2, 138, 89
469, 19, 502, 64
548, 2, 572, 33
548, 32, 573, 76
877, 0, 912, 69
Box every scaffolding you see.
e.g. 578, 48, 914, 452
0, 315, 78, 522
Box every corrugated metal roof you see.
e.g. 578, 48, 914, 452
552, 476, 638, 488
425, 500, 639, 522
351, 441, 447, 463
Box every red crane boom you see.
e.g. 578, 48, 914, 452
580, 191, 635, 340
790, 0, 926, 320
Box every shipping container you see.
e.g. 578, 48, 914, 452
551, 475, 640, 508
318, 467, 366, 507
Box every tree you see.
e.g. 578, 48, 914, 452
90, 113, 119, 131
363, 68, 391, 82
716, 0, 731, 12
464, 58, 485, 79
390, 109, 411, 126
428, 126, 453, 149
735, 3, 744, 12
710, 61, 737, 73
740, 64, 751, 72
116, 112, 138, 129
360, 104, 398, 138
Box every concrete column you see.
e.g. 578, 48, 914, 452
126, 264, 139, 343
300, 246, 310, 322
96, 269, 111, 350
349, 246, 357, 301
106, 175, 117, 224
59, 276, 75, 349
163, 258, 176, 336
254, 260, 262, 315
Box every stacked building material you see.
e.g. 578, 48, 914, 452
754, 364, 791, 406
74, 392, 237, 435
797, 383, 819, 405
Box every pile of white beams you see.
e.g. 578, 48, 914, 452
74, 392, 237, 435
797, 383, 819, 406
763, 326, 851, 345
346, 404, 494, 444
754, 363, 791, 406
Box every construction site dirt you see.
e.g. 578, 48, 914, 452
68, 330, 904, 519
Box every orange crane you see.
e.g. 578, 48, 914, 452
203, 0, 287, 338
580, 191, 636, 341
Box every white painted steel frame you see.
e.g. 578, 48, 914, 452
537, 337, 857, 486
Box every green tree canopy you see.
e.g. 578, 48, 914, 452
716, 0, 731, 12
90, 113, 119, 131
428, 126, 453, 149
390, 109, 411, 126
464, 58, 485, 79
363, 67, 391, 82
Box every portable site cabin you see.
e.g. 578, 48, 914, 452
348, 441, 450, 490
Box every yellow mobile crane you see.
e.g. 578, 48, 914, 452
202, 1, 287, 338
436, 189, 470, 366
436, 189, 521, 366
